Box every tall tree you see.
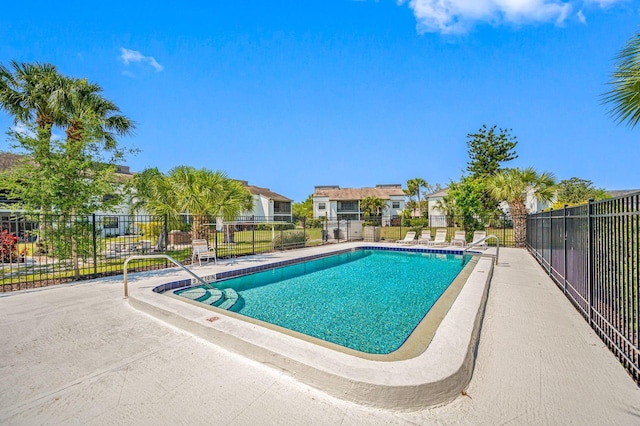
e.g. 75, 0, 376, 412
360, 196, 387, 218
466, 124, 518, 178
554, 177, 610, 207
1, 63, 135, 278
487, 167, 556, 248
0, 61, 68, 212
405, 177, 434, 218
604, 32, 640, 128
442, 177, 487, 234
0, 62, 134, 215
406, 177, 426, 217
464, 124, 519, 215
292, 195, 313, 224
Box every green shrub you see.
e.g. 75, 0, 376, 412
274, 231, 308, 249
256, 222, 295, 231
304, 218, 325, 228
43, 221, 100, 261
136, 221, 164, 240
409, 218, 429, 227
409, 226, 424, 235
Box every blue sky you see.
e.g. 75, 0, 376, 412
1, 0, 638, 202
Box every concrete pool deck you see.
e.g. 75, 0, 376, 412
1, 247, 639, 424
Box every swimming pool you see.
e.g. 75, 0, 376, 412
174, 249, 470, 354
129, 243, 494, 409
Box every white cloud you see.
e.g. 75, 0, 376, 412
577, 9, 587, 23
11, 122, 33, 137
398, 0, 623, 34
119, 48, 164, 72
10, 123, 62, 140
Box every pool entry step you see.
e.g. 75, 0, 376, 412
175, 287, 241, 311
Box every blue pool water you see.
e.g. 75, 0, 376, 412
175, 249, 469, 354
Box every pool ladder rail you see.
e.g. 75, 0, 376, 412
123, 254, 213, 298
462, 234, 499, 265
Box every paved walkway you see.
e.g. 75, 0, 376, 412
1, 248, 639, 425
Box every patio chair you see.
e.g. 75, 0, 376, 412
451, 230, 467, 247
417, 230, 431, 245
471, 231, 487, 249
396, 231, 416, 245
426, 229, 448, 247
191, 239, 217, 266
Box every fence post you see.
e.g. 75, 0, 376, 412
92, 214, 98, 278
303, 218, 306, 248
541, 210, 546, 271
563, 205, 567, 295
587, 198, 594, 327
324, 217, 328, 245
347, 219, 351, 241
549, 208, 553, 276
163, 214, 169, 268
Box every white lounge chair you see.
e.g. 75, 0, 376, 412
191, 239, 217, 266
471, 231, 487, 249
427, 229, 448, 247
417, 230, 431, 245
451, 230, 467, 247
396, 231, 416, 245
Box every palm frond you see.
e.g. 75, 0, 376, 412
603, 32, 640, 127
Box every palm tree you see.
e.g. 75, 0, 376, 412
406, 178, 427, 217
487, 167, 556, 248
52, 77, 134, 147
604, 32, 640, 128
403, 186, 416, 214
360, 196, 387, 219
134, 166, 253, 240
0, 61, 66, 139
0, 61, 68, 213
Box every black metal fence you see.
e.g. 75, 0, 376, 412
1, 212, 514, 291
527, 193, 640, 384
0, 213, 312, 291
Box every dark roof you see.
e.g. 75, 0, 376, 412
246, 185, 291, 202
0, 153, 133, 181
313, 185, 405, 200
0, 152, 32, 170
425, 189, 448, 198
606, 189, 640, 198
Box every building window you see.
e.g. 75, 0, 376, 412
318, 203, 326, 210
392, 201, 400, 209
338, 201, 357, 211
103, 216, 119, 229
274, 201, 291, 213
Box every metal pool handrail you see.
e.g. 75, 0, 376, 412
462, 234, 499, 265
123, 254, 209, 298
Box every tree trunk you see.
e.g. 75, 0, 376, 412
192, 215, 208, 240
511, 202, 528, 248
